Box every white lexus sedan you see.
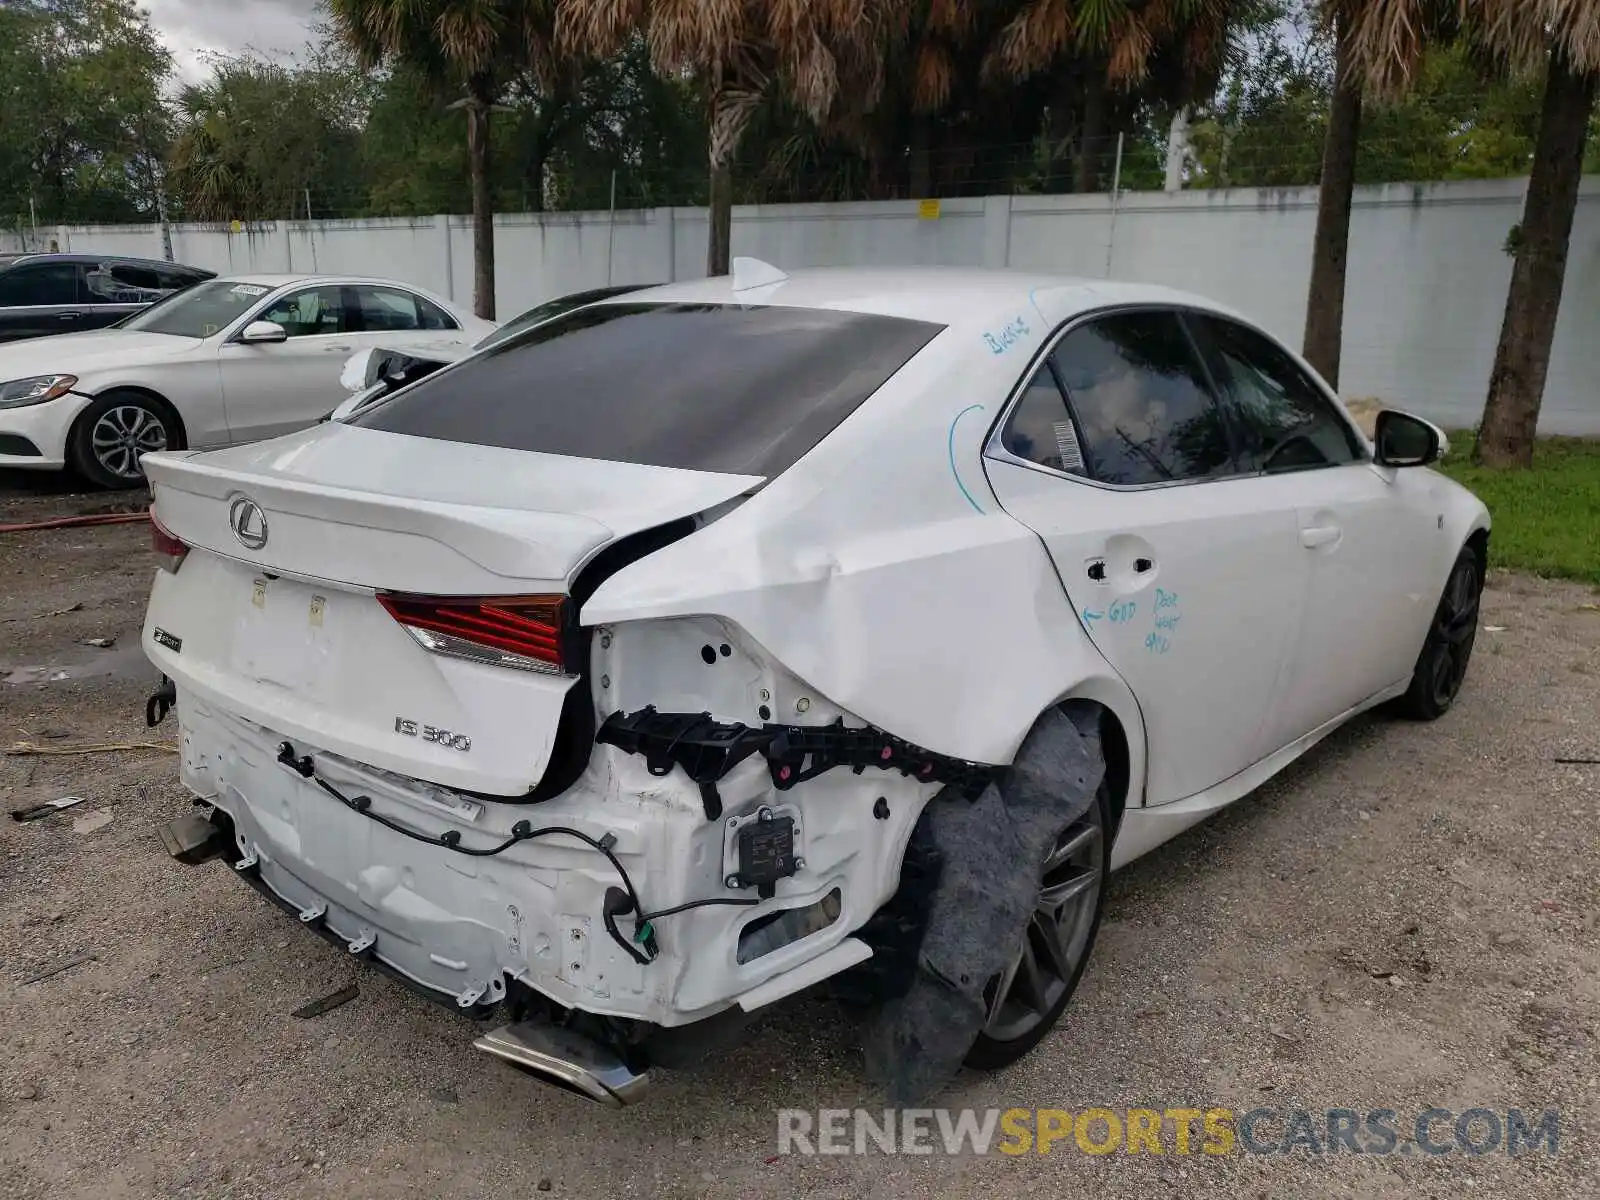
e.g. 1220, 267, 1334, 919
139, 264, 1488, 1105
0, 273, 490, 488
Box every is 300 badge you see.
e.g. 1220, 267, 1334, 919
394, 717, 472, 752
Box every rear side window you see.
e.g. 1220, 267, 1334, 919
1051, 311, 1237, 486
417, 296, 457, 330
1188, 315, 1363, 472
159, 267, 208, 290
1002, 362, 1088, 476
355, 303, 944, 477
0, 262, 81, 306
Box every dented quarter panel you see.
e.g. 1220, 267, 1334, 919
582, 290, 1147, 783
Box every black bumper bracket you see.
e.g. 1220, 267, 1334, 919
595, 707, 1001, 820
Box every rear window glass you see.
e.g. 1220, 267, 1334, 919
353, 303, 944, 477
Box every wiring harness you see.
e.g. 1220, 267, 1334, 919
274, 740, 756, 967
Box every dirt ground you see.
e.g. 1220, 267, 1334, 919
1, 474, 1597, 1200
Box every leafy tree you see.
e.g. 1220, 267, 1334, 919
557, 0, 906, 275
0, 0, 171, 232
167, 49, 371, 221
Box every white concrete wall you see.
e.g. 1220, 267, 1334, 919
7, 177, 1596, 432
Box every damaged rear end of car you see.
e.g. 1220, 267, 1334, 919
139, 293, 1015, 1104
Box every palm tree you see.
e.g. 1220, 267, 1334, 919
1349, 0, 1600, 467
985, 0, 1244, 192
557, 0, 904, 276
1301, 1, 1364, 387
329, 0, 562, 318
857, 0, 1244, 201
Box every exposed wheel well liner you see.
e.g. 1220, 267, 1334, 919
1060, 698, 1129, 839
1465, 527, 1489, 575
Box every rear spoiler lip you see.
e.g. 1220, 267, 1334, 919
144, 453, 613, 589
141, 444, 763, 592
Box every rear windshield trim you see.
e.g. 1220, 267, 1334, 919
352, 302, 945, 479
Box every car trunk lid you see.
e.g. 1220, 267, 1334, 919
140, 423, 762, 795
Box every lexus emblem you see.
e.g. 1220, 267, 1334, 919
228, 496, 269, 550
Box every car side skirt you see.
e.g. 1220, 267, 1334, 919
1110, 676, 1409, 871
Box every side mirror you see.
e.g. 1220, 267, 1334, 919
238, 320, 288, 345
1374, 410, 1445, 468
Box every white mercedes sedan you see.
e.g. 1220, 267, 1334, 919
0, 273, 491, 487
139, 263, 1488, 1105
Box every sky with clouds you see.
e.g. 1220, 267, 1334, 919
144, 0, 322, 83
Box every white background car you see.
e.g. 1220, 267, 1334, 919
329, 282, 656, 423
0, 273, 491, 488
139, 264, 1488, 1104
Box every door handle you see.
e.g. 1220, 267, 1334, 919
58, 312, 82, 320
1301, 524, 1341, 549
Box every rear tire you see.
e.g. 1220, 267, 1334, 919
964, 782, 1111, 1070
68, 390, 178, 490
1396, 544, 1482, 721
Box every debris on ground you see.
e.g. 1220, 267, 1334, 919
71, 809, 114, 835
6, 739, 175, 758
291, 984, 360, 1019
21, 953, 96, 985
10, 794, 88, 822
34, 601, 83, 618
82, 636, 116, 649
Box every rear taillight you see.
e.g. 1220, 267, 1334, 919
150, 510, 188, 573
379, 593, 568, 675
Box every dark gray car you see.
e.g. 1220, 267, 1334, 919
0, 253, 215, 343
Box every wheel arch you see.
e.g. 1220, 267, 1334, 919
1048, 677, 1146, 844
70, 384, 190, 452
1464, 525, 1490, 576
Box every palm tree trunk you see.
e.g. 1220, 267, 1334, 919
466, 72, 496, 320
706, 66, 765, 277
1475, 52, 1598, 468
1303, 15, 1362, 388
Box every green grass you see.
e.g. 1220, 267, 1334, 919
1437, 434, 1600, 585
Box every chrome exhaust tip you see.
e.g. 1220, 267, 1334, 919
473, 1020, 651, 1107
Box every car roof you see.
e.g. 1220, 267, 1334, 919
603, 266, 1243, 328
0, 252, 212, 272
211, 273, 451, 292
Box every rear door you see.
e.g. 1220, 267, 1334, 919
0, 261, 89, 341
1186, 314, 1443, 742
982, 308, 1313, 807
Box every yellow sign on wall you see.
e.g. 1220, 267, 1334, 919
918, 198, 941, 221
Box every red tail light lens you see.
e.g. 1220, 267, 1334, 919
150, 509, 189, 573
379, 593, 568, 675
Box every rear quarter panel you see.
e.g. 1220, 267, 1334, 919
582, 305, 1146, 788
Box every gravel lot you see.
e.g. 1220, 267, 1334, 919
1, 475, 1597, 1200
